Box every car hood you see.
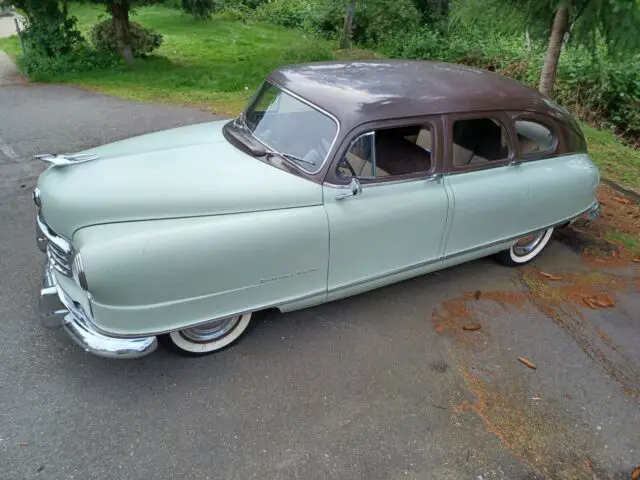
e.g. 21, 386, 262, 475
36, 120, 322, 239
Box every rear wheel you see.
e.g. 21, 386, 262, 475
159, 312, 253, 356
496, 227, 554, 266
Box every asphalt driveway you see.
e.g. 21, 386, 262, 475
1, 63, 639, 479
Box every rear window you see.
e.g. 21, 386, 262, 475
515, 119, 556, 155
564, 123, 588, 154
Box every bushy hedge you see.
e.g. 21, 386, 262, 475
90, 19, 164, 57
254, 0, 419, 47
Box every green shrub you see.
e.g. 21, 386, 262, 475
255, 0, 420, 47
180, 0, 216, 19
216, 0, 268, 9
18, 44, 119, 81
254, 0, 314, 29
90, 18, 163, 57
555, 54, 640, 140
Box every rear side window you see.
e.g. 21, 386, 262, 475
451, 118, 510, 168
515, 119, 556, 156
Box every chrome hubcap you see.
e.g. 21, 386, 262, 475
512, 230, 547, 257
179, 316, 241, 343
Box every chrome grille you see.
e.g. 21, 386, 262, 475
37, 215, 74, 277
47, 244, 72, 276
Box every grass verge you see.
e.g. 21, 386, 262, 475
0, 4, 638, 191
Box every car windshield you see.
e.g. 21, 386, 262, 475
241, 81, 338, 173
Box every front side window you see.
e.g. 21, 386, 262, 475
338, 124, 434, 181
515, 119, 556, 156
451, 118, 510, 168
243, 82, 338, 172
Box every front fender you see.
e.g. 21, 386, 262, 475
72, 207, 329, 337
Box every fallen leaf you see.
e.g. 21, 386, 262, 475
613, 196, 631, 205
631, 465, 640, 480
582, 296, 599, 309
633, 257, 640, 263
462, 322, 482, 331
540, 272, 563, 281
17, 441, 28, 447
597, 295, 616, 308
518, 356, 537, 370
474, 290, 481, 300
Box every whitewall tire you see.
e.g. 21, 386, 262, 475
496, 227, 554, 266
159, 312, 253, 356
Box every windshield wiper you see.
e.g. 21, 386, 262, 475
268, 151, 316, 167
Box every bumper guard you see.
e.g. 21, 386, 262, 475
39, 263, 158, 359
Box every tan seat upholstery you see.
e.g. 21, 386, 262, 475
346, 151, 390, 177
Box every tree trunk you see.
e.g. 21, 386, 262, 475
539, 3, 568, 97
340, 0, 356, 50
111, 1, 134, 65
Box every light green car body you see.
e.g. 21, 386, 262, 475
34, 60, 602, 358
36, 118, 599, 340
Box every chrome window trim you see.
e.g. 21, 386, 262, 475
247, 81, 341, 176
324, 172, 442, 189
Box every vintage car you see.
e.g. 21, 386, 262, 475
34, 60, 600, 359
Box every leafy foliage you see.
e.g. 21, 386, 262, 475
5, 0, 85, 57
179, 0, 216, 19
91, 17, 164, 55
254, 0, 420, 47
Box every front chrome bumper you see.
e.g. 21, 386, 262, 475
39, 263, 158, 359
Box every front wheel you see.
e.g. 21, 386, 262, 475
159, 312, 253, 356
495, 227, 554, 267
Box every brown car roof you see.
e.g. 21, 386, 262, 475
267, 60, 578, 132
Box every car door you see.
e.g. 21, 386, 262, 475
441, 112, 532, 262
322, 117, 450, 302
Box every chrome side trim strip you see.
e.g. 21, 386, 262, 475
327, 258, 442, 294
326, 199, 599, 294
87, 289, 328, 339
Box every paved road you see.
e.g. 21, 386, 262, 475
1, 58, 639, 479
0, 13, 21, 40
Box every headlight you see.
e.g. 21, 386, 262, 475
71, 252, 89, 291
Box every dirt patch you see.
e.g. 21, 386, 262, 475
452, 362, 605, 479
433, 256, 638, 477
554, 185, 640, 266
520, 269, 628, 316
432, 291, 529, 346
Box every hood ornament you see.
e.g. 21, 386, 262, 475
35, 152, 99, 168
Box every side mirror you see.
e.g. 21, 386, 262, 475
335, 177, 362, 200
